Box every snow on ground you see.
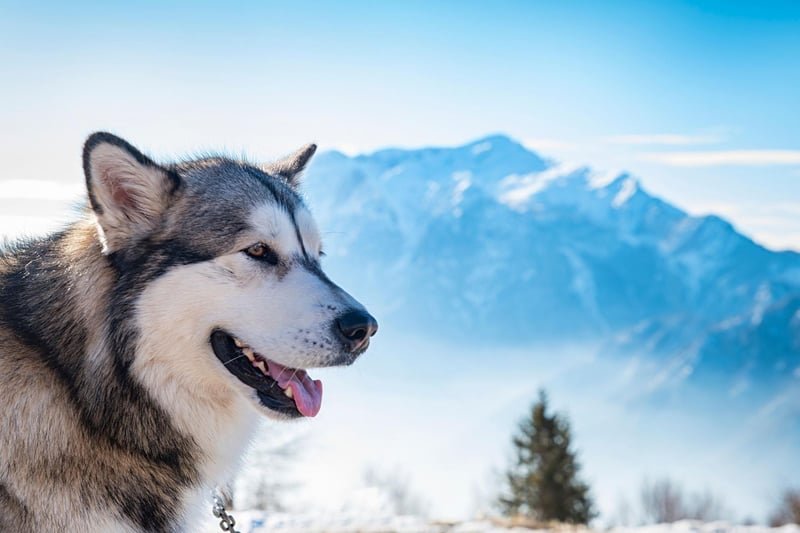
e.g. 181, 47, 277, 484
200, 513, 800, 533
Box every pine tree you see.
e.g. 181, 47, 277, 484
498, 390, 595, 524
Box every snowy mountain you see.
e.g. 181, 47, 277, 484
303, 135, 800, 390
236, 136, 800, 523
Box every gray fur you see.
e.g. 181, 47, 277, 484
0, 133, 375, 532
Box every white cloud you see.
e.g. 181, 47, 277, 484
0, 215, 66, 240
326, 143, 368, 157
0, 179, 82, 200
682, 201, 800, 252
775, 202, 800, 216
522, 138, 575, 151
641, 150, 800, 167
604, 133, 722, 146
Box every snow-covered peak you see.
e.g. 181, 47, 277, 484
497, 164, 581, 208
320, 135, 550, 194
601, 173, 640, 207
469, 140, 493, 155
496, 165, 651, 227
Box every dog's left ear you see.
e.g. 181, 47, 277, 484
83, 132, 181, 253
265, 143, 317, 188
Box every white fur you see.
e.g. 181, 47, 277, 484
293, 207, 323, 256
131, 200, 357, 514
245, 203, 307, 258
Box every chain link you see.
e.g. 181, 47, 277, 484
212, 493, 241, 533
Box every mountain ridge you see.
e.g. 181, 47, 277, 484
303, 134, 800, 391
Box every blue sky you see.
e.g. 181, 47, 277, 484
1, 1, 798, 249
1, 1, 799, 247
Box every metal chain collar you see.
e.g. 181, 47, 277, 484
211, 493, 241, 533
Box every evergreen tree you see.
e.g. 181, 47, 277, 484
498, 390, 595, 524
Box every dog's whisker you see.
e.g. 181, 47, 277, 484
222, 353, 248, 366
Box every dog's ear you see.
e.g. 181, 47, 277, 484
83, 132, 181, 253
264, 143, 317, 188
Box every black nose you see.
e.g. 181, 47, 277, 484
336, 309, 378, 352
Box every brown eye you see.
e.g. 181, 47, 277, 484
244, 243, 279, 265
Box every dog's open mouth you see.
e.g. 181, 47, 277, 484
210, 331, 322, 418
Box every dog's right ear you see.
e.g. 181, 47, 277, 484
265, 143, 317, 189
83, 132, 181, 253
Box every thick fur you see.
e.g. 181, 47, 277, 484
0, 133, 374, 532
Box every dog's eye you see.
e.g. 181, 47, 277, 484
244, 243, 279, 265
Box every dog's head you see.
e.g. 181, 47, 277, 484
83, 132, 377, 420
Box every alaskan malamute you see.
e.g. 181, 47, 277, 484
0, 133, 377, 531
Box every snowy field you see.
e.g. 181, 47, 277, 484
200, 513, 800, 533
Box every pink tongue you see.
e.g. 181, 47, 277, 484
265, 360, 323, 417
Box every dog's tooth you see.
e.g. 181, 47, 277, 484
242, 347, 255, 361
233, 338, 245, 348
254, 360, 267, 375
284, 387, 294, 399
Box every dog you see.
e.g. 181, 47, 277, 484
0, 132, 377, 532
